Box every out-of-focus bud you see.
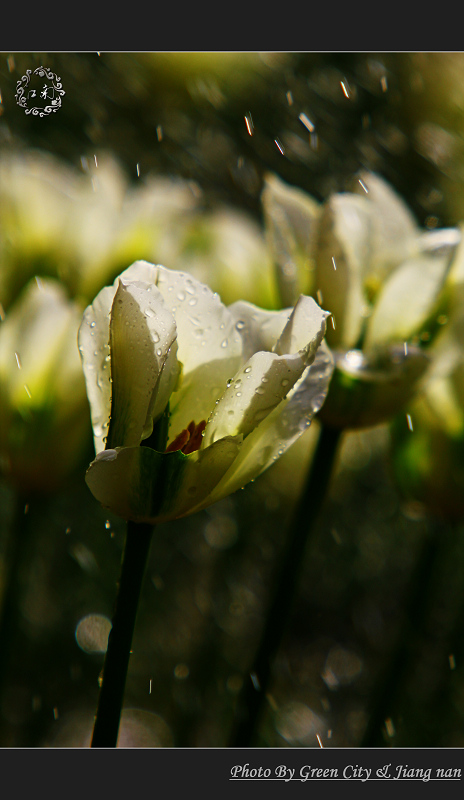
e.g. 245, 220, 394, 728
172, 206, 279, 308
0, 278, 91, 493
390, 303, 464, 519
0, 149, 201, 311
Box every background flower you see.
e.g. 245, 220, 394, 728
263, 170, 461, 428
0, 277, 90, 492
390, 238, 464, 518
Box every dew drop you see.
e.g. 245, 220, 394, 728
221, 339, 229, 348
244, 366, 252, 374
235, 320, 246, 331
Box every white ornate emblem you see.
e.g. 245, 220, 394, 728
15, 66, 65, 117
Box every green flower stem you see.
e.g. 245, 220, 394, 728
360, 520, 443, 747
91, 520, 153, 748
0, 492, 31, 719
231, 423, 343, 747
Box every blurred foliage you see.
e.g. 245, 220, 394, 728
0, 52, 464, 748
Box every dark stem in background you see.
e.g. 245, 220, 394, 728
0, 491, 32, 720
360, 518, 445, 747
231, 423, 343, 747
91, 520, 153, 748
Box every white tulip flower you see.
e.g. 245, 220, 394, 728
78, 262, 333, 523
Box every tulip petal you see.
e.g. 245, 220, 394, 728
262, 173, 320, 305
0, 279, 79, 402
107, 280, 178, 449
227, 301, 294, 360
79, 275, 179, 453
274, 294, 331, 362
315, 193, 372, 349
203, 349, 307, 445
203, 296, 329, 446
199, 341, 334, 506
365, 250, 453, 350
229, 294, 329, 361
78, 284, 116, 453
85, 435, 242, 523
353, 171, 419, 276
117, 262, 244, 441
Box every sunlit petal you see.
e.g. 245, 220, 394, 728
78, 284, 115, 453
365, 250, 453, 349
107, 280, 178, 449
118, 262, 243, 440
353, 170, 419, 277
204, 295, 329, 446
201, 342, 334, 506
203, 349, 307, 445
314, 193, 371, 349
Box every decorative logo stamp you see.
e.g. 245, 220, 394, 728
15, 66, 65, 117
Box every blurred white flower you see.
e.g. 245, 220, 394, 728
0, 278, 90, 491
263, 171, 461, 428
